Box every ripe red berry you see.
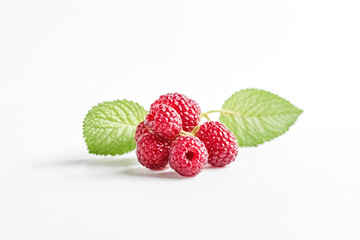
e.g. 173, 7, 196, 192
135, 121, 149, 142
150, 93, 201, 132
195, 121, 238, 167
169, 136, 208, 177
145, 104, 182, 140
136, 133, 170, 170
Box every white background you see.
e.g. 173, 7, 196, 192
1, 0, 359, 239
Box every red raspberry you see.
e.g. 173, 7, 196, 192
189, 98, 201, 116
195, 121, 238, 167
136, 133, 170, 170
145, 104, 182, 140
135, 121, 149, 142
150, 93, 201, 132
169, 136, 208, 177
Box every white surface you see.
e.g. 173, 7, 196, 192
1, 0, 359, 239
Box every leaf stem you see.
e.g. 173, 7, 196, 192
200, 109, 236, 118
190, 125, 200, 135
199, 112, 211, 121
180, 130, 194, 136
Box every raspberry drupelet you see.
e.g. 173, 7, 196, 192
136, 133, 170, 170
169, 136, 208, 177
195, 121, 238, 167
145, 104, 182, 141
135, 121, 150, 142
150, 93, 201, 132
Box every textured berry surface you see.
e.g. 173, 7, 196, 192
169, 136, 208, 177
135, 121, 150, 142
150, 93, 201, 132
136, 133, 170, 170
145, 104, 182, 140
195, 121, 238, 167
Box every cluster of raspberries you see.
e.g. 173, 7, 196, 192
135, 93, 238, 177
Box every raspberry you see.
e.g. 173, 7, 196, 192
150, 93, 201, 132
195, 121, 238, 167
169, 136, 208, 177
135, 121, 149, 142
136, 133, 170, 170
145, 104, 182, 140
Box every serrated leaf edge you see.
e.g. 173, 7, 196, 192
220, 88, 303, 147
83, 99, 147, 156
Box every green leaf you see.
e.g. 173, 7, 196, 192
219, 89, 302, 147
83, 99, 147, 156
